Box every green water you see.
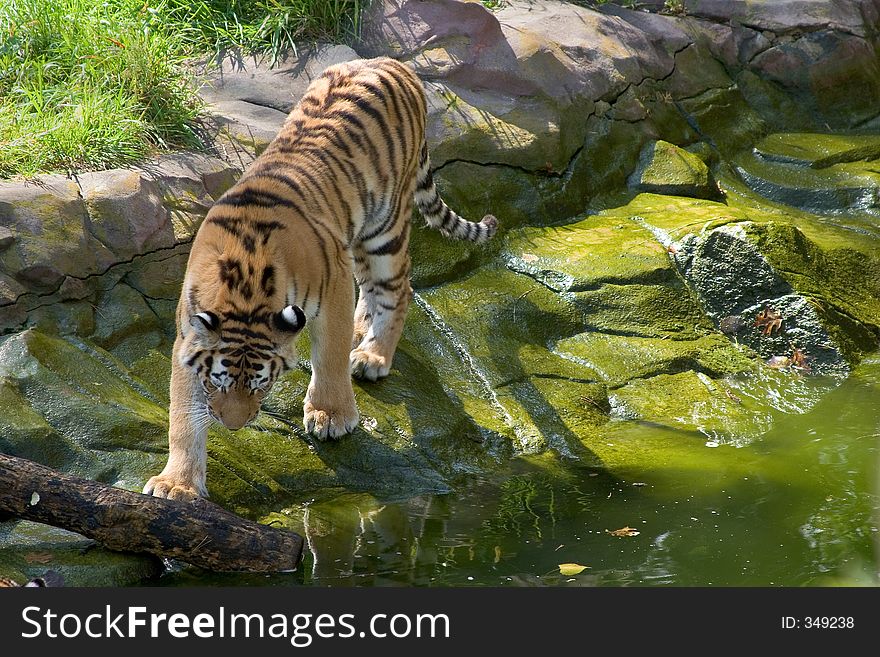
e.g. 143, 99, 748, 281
161, 355, 880, 587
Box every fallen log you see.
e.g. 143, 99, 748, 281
0, 453, 304, 573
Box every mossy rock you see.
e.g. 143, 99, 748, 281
418, 265, 605, 456
608, 370, 771, 446
0, 330, 168, 486
677, 86, 766, 155
503, 213, 675, 290
556, 332, 755, 388
733, 147, 880, 213
753, 133, 880, 169
599, 192, 880, 369
89, 283, 163, 351
0, 521, 160, 587
628, 140, 718, 200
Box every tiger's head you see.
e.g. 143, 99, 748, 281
178, 305, 306, 430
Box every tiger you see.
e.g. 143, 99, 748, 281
143, 56, 498, 500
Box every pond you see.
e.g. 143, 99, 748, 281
159, 355, 880, 587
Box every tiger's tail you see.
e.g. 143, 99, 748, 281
412, 141, 498, 243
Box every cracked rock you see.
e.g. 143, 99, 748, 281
79, 169, 174, 260
0, 176, 116, 291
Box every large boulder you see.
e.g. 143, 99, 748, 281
355, 0, 880, 235
78, 170, 174, 260
0, 177, 116, 291
0, 153, 239, 339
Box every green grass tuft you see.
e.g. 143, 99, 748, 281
158, 0, 361, 60
0, 0, 361, 178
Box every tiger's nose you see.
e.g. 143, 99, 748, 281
216, 406, 254, 431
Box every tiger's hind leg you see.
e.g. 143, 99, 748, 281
352, 250, 372, 348
350, 197, 413, 382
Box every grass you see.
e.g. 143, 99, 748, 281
159, 0, 361, 61
0, 0, 361, 178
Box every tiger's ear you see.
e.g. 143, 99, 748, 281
189, 311, 220, 342
275, 305, 306, 333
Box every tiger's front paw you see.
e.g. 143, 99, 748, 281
350, 348, 391, 382
303, 398, 360, 440
143, 473, 204, 501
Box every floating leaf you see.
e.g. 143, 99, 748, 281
558, 563, 589, 576
521, 253, 539, 264
606, 527, 640, 537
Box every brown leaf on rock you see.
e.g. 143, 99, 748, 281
754, 307, 782, 336
766, 355, 792, 369
24, 552, 53, 565
766, 346, 811, 373
606, 527, 640, 537
722, 386, 743, 404
791, 347, 811, 373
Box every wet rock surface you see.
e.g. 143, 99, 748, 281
1, 0, 879, 584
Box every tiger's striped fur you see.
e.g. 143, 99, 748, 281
144, 57, 497, 500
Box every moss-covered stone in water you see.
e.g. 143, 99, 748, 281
0, 522, 160, 587
556, 332, 755, 388
503, 214, 675, 291
598, 192, 880, 367
742, 221, 880, 360
599, 192, 746, 237
574, 282, 716, 340
608, 370, 771, 447
418, 266, 609, 456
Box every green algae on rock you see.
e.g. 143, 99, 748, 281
0, 521, 160, 587
599, 190, 880, 372
753, 133, 880, 169
629, 140, 719, 200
